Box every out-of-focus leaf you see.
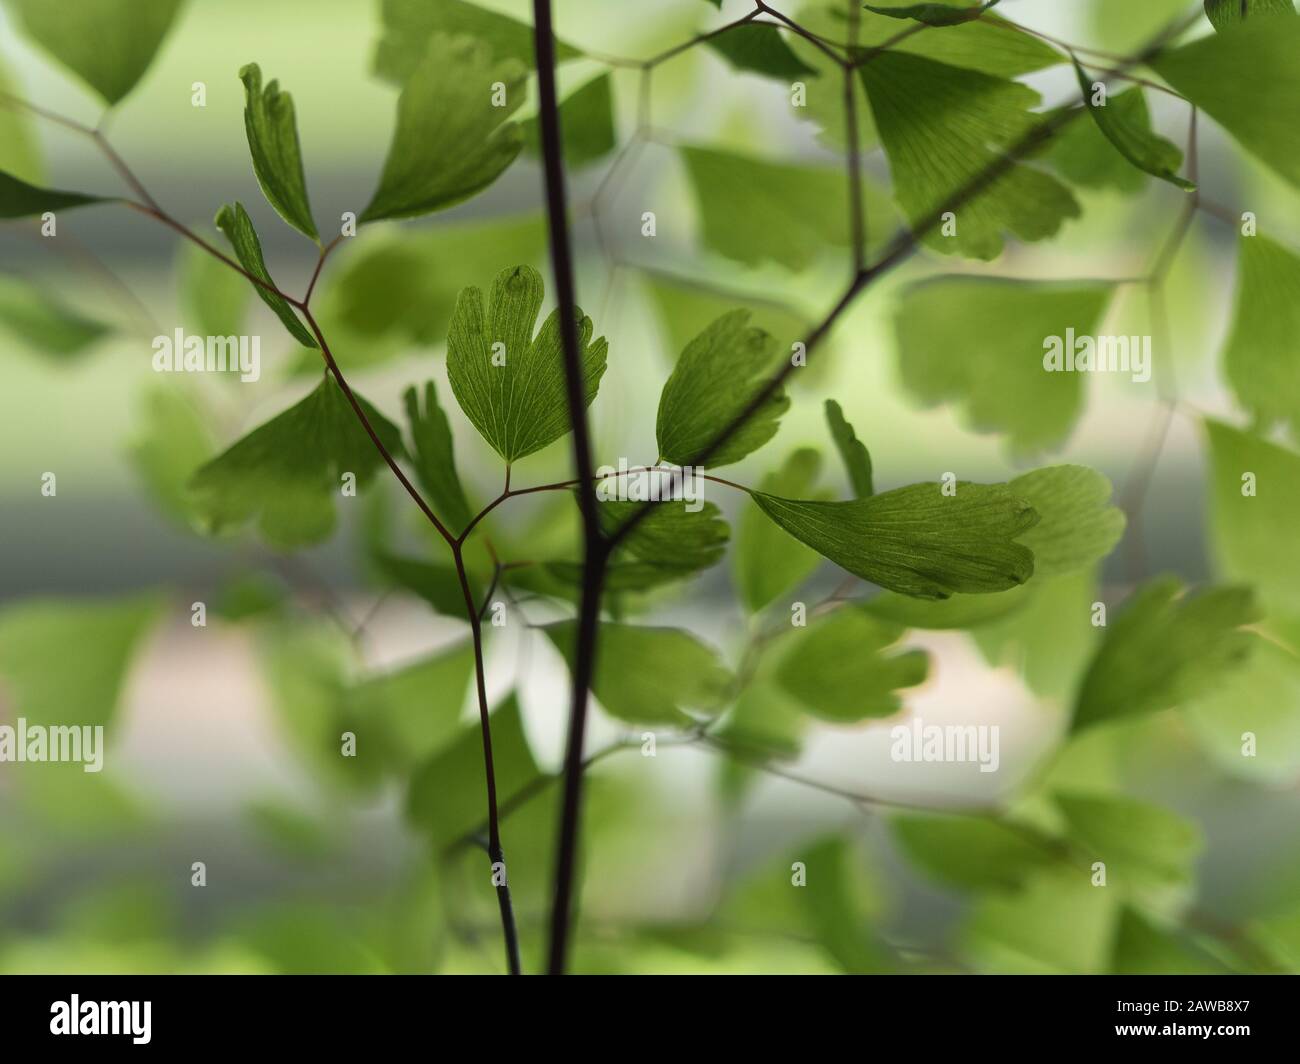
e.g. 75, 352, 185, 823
1007, 466, 1125, 578
749, 481, 1038, 600
546, 622, 732, 726
373, 0, 580, 85
244, 801, 337, 860
447, 265, 607, 463
3, 0, 183, 106
776, 608, 927, 720
863, 584, 1030, 629
1220, 236, 1300, 437
521, 74, 616, 169
0, 56, 42, 183
213, 202, 317, 348
180, 234, 250, 339
0, 595, 158, 727
1038, 92, 1162, 193
1087, 0, 1187, 52
0, 171, 104, 218
735, 449, 826, 612
858, 52, 1079, 259
238, 64, 319, 242
891, 814, 1058, 889
1111, 908, 1226, 974
716, 682, 807, 760
705, 22, 817, 78
0, 275, 110, 359
128, 386, 213, 525
863, 1, 996, 26
372, 552, 472, 617
894, 278, 1114, 453
1071, 576, 1260, 733
361, 34, 524, 222
1151, 18, 1300, 189
1056, 791, 1202, 894
403, 382, 474, 535
1204, 0, 1296, 32
824, 399, 873, 497
212, 570, 286, 622
189, 378, 404, 549
656, 309, 787, 468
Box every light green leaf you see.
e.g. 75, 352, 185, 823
776, 608, 928, 721
213, 202, 317, 348
1056, 791, 1202, 894
1220, 235, 1300, 437
715, 682, 807, 760
1038, 91, 1164, 193
862, 583, 1031, 629
894, 278, 1114, 452
1111, 908, 1225, 974
1006, 465, 1125, 578
546, 622, 732, 726
735, 449, 826, 612
680, 145, 892, 270
863, 1, 997, 26
0, 275, 110, 360
1070, 576, 1260, 733
656, 309, 788, 468
1205, 0, 1296, 32
373, 0, 580, 85
446, 264, 608, 463
705, 22, 818, 78
361, 34, 525, 222
4, 0, 183, 106
521, 74, 616, 169
824, 399, 873, 497
407, 693, 538, 848
858, 52, 1080, 259
189, 378, 404, 549
749, 481, 1039, 600
890, 814, 1057, 890
1205, 420, 1300, 616
1151, 17, 1300, 189
179, 235, 249, 339
0, 54, 42, 183
372, 552, 472, 618
0, 595, 159, 727
0, 171, 105, 218
238, 64, 319, 242
128, 386, 213, 525
1071, 60, 1193, 190
403, 382, 474, 535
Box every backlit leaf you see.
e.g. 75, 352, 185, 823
521, 74, 616, 170
238, 64, 319, 242
824, 399, 873, 497
705, 22, 817, 78
734, 449, 826, 612
1007, 465, 1125, 578
213, 202, 317, 348
1204, 0, 1296, 32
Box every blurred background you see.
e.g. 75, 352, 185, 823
0, 0, 1298, 974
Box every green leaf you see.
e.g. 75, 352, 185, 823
0, 171, 105, 218
361, 34, 525, 222
1056, 791, 1202, 893
862, 584, 1031, 629
1205, 0, 1296, 32
1111, 908, 1225, 974
734, 449, 826, 612
373, 0, 581, 85
890, 814, 1057, 890
798, 837, 893, 973
238, 64, 319, 242
749, 481, 1039, 600
1220, 235, 1300, 437
0, 54, 42, 183
128, 386, 213, 525
656, 309, 788, 468
407, 693, 538, 848
0, 275, 110, 360
705, 22, 818, 78
546, 622, 732, 726
1205, 420, 1300, 616
715, 682, 807, 760
1006, 465, 1125, 578
596, 497, 730, 575
0, 595, 158, 727
776, 609, 928, 721
1071, 576, 1261, 733
824, 400, 873, 497
858, 52, 1079, 259
4, 0, 183, 106
446, 264, 608, 463
863, 1, 997, 26
1037, 91, 1165, 193
1070, 60, 1193, 190
679, 145, 891, 271
521, 74, 616, 170
403, 382, 474, 535
1151, 17, 1300, 189
894, 278, 1114, 452
213, 202, 317, 348
189, 378, 404, 549
179, 235, 249, 339
372, 552, 471, 618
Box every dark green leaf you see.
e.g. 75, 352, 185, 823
1038, 91, 1164, 193
596, 497, 730, 575
862, 583, 1031, 629
863, 1, 997, 26
403, 382, 474, 535
1007, 465, 1125, 578
446, 264, 608, 463
1205, 0, 1296, 32
372, 552, 471, 617
705, 22, 817, 78
1071, 576, 1261, 733
734, 449, 826, 612
824, 399, 873, 497
777, 609, 928, 721
521, 74, 616, 169
656, 309, 788, 467
749, 481, 1039, 600
189, 378, 404, 548
238, 63, 319, 241
0, 170, 105, 218
213, 202, 317, 348
1111, 908, 1225, 974
4, 0, 183, 106
0, 275, 110, 359
361, 34, 525, 222
890, 814, 1057, 889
